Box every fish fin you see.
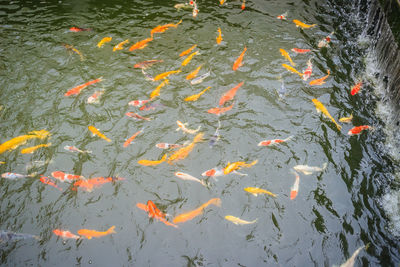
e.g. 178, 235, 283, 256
108, 225, 116, 234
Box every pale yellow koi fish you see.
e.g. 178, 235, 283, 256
225, 215, 257, 225
244, 187, 277, 197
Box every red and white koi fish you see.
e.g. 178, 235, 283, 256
128, 100, 150, 107
257, 135, 293, 146
293, 163, 327, 175
155, 143, 181, 149
174, 172, 208, 187
64, 145, 92, 154
290, 170, 300, 200
40, 176, 62, 191
69, 27, 91, 32
318, 32, 334, 48
53, 229, 80, 239
125, 112, 151, 121
351, 81, 362, 96
291, 48, 311, 54
201, 168, 224, 178
64, 77, 103, 97
347, 125, 372, 135
87, 89, 104, 104
51, 171, 84, 183
176, 120, 201, 134
1, 172, 35, 179
277, 11, 288, 20
123, 128, 143, 147
219, 82, 244, 106
302, 59, 313, 81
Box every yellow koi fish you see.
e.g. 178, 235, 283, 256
282, 63, 304, 77
0, 130, 50, 154
150, 79, 169, 99
138, 154, 167, 166
154, 70, 181, 81
63, 44, 84, 61
113, 39, 129, 51
184, 86, 211, 101
312, 99, 342, 131
225, 215, 258, 225
88, 126, 111, 142
244, 187, 277, 197
181, 51, 199, 66
186, 64, 203, 80
224, 160, 258, 175
279, 48, 295, 66
168, 133, 204, 164
216, 27, 223, 44
293, 19, 317, 29
339, 114, 353, 123
21, 143, 52, 154
97, 37, 112, 48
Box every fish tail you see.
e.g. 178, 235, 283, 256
107, 226, 116, 234
250, 159, 258, 166
193, 132, 204, 143
322, 163, 328, 171
284, 136, 294, 142
210, 198, 222, 207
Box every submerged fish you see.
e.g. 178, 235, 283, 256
339, 114, 353, 123
309, 70, 330, 86
207, 104, 234, 115
317, 32, 334, 48
312, 98, 342, 131
138, 154, 167, 166
97, 37, 112, 48
257, 136, 293, 147
77, 226, 116, 240
150, 79, 169, 99
280, 48, 295, 66
339, 245, 367, 267
174, 3, 194, 11
290, 170, 300, 200
137, 200, 178, 228
69, 27, 91, 32
63, 44, 84, 61
282, 64, 304, 77
51, 171, 84, 183
244, 187, 277, 197
124, 128, 143, 148
179, 45, 197, 57
128, 37, 153, 51
134, 59, 164, 69
225, 215, 257, 225
173, 198, 221, 224
0, 230, 40, 242
40, 176, 63, 191
186, 64, 204, 80
182, 51, 199, 66
168, 133, 204, 164
291, 48, 311, 54
293, 163, 327, 175
190, 71, 211, 85
302, 59, 313, 81
176, 120, 201, 134
87, 90, 105, 104
347, 125, 372, 135
53, 229, 80, 239
224, 160, 258, 175
0, 130, 50, 154
232, 47, 247, 71
128, 100, 150, 107
154, 69, 181, 81
184, 86, 211, 102
201, 168, 224, 178
155, 143, 181, 149
150, 20, 182, 38
277, 11, 288, 20
174, 172, 208, 187
216, 27, 223, 44
88, 126, 111, 142
20, 143, 51, 154
64, 145, 92, 154
64, 77, 103, 96
1, 172, 35, 179
73, 176, 124, 192
293, 19, 316, 29
350, 81, 363, 96
219, 82, 244, 106
113, 39, 129, 51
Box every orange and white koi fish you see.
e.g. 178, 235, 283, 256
63, 44, 84, 61
87, 89, 105, 104
128, 37, 153, 51
232, 46, 247, 71
224, 160, 258, 175
302, 59, 313, 81
176, 120, 201, 134
128, 100, 149, 107
282, 64, 304, 77
113, 39, 129, 51
208, 104, 234, 115
216, 27, 223, 44
138, 154, 167, 166
0, 130, 50, 154
339, 114, 353, 123
64, 77, 103, 96
77, 226, 116, 240
293, 19, 317, 29
156, 143, 181, 149
225, 215, 257, 225
293, 163, 327, 175
351, 81, 362, 95
309, 70, 330, 86
291, 48, 311, 54
244, 187, 276, 197
184, 86, 211, 101
53, 229, 80, 239
312, 98, 342, 131
201, 168, 224, 178
150, 79, 169, 99
150, 20, 182, 38
51, 171, 83, 183
125, 112, 151, 121
347, 125, 372, 135
173, 198, 221, 224
97, 37, 112, 48
72, 176, 125, 192
280, 48, 295, 66
64, 145, 91, 154
133, 60, 164, 69
154, 70, 181, 81
182, 51, 200, 66
137, 200, 178, 228
257, 136, 293, 146
88, 125, 111, 142
21, 143, 51, 154
168, 132, 204, 164
290, 170, 300, 200
179, 45, 197, 57
124, 128, 143, 147
317, 32, 334, 48
219, 82, 244, 106
174, 172, 208, 187
277, 11, 288, 20
69, 27, 91, 32
241, 0, 245, 10
40, 176, 62, 191
186, 64, 203, 80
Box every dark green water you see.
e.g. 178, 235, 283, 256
0, 0, 399, 266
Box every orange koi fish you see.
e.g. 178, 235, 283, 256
72, 176, 125, 192
87, 90, 105, 104
216, 28, 222, 44
154, 70, 181, 81
186, 64, 203, 80
138, 154, 167, 166
173, 198, 221, 224
88, 125, 111, 142
184, 86, 211, 101
167, 132, 204, 164
347, 125, 372, 135
51, 171, 83, 183
64, 77, 103, 96
125, 112, 151, 121
176, 120, 201, 134
291, 48, 311, 54
232, 46, 247, 71
129, 37, 153, 52
280, 48, 295, 66
39, 176, 62, 191
133, 60, 163, 69
137, 200, 178, 228
21, 143, 51, 154
69, 27, 91, 32
223, 160, 258, 175
113, 39, 129, 51
150, 79, 169, 99
179, 45, 197, 57
293, 19, 317, 29
53, 229, 80, 239
182, 51, 199, 66
156, 143, 181, 149
290, 170, 300, 200
207, 104, 234, 115
351, 81, 362, 95
282, 63, 303, 77
219, 82, 244, 106
309, 70, 330, 86
123, 128, 143, 147
257, 136, 293, 146
97, 37, 112, 48
0, 130, 50, 154
77, 226, 116, 240
63, 44, 84, 61
150, 20, 182, 37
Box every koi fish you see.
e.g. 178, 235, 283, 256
133, 60, 164, 69
282, 64, 304, 77
138, 154, 167, 166
317, 32, 334, 48
201, 168, 224, 178
167, 132, 204, 164
0, 132, 45, 154
258, 136, 293, 146
87, 90, 105, 104
339, 114, 353, 123
339, 245, 367, 267
186, 64, 203, 80
290, 170, 300, 200
241, 0, 245, 10
174, 172, 208, 187
244, 187, 276, 197
64, 77, 103, 96
277, 11, 288, 20
156, 143, 181, 149
97, 37, 112, 48
73, 176, 125, 192
77, 226, 116, 240
224, 160, 258, 175
293, 163, 327, 175
302, 59, 313, 81
309, 70, 330, 86
280, 48, 295, 66
277, 79, 286, 99
208, 104, 234, 115
293, 19, 317, 29
347, 125, 372, 135
150, 79, 169, 99
69, 27, 91, 32
182, 51, 200, 67
128, 100, 150, 107
190, 71, 211, 85
51, 171, 84, 183
40, 176, 62, 191
176, 120, 201, 134
150, 20, 182, 37
220, 0, 226, 4
88, 125, 111, 142
209, 120, 221, 147
154, 70, 181, 81
123, 128, 143, 147
184, 86, 211, 101
312, 98, 342, 131
219, 82, 244, 106
216, 27, 223, 44
225, 215, 257, 225
291, 48, 311, 54
351, 81, 363, 95
180, 45, 197, 57
137, 200, 178, 228
128, 37, 153, 51
20, 143, 51, 154
64, 145, 92, 154
232, 46, 247, 71
53, 229, 80, 239
141, 68, 155, 81
192, 1, 199, 17
173, 198, 221, 224
125, 112, 151, 121
174, 3, 194, 11
113, 39, 129, 51
1, 172, 35, 179
63, 44, 85, 61
0, 230, 40, 242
